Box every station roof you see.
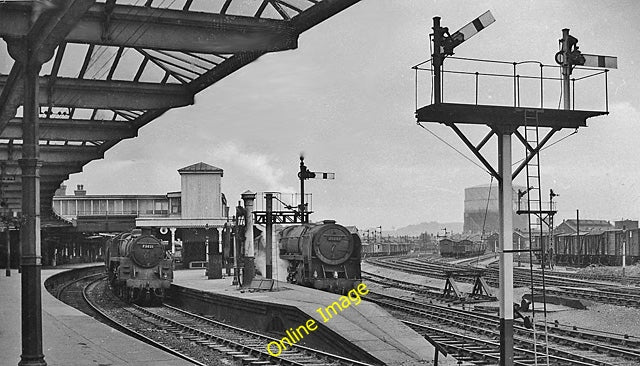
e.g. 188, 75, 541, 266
0, 0, 360, 217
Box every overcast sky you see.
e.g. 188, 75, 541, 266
62, 0, 639, 231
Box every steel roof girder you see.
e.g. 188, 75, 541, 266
2, 118, 137, 141
0, 2, 298, 54
291, 0, 361, 33
1, 181, 70, 193
0, 144, 103, 163
0, 75, 194, 109
2, 0, 96, 66
1, 162, 84, 178
2, 174, 70, 185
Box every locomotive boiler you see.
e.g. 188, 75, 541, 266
279, 220, 361, 293
105, 229, 173, 304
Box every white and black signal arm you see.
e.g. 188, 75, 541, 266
431, 11, 495, 104
555, 29, 618, 69
298, 157, 335, 181
298, 156, 334, 223
299, 171, 335, 180
554, 28, 617, 110
438, 10, 496, 56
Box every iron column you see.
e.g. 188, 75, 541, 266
19, 38, 47, 366
241, 191, 256, 285
170, 227, 176, 254
5, 226, 10, 277
498, 130, 514, 365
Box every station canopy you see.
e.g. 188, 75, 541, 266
0, 0, 359, 220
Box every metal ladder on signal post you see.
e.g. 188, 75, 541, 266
523, 109, 544, 258
522, 108, 550, 365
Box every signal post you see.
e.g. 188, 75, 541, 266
253, 157, 334, 280
416, 14, 613, 365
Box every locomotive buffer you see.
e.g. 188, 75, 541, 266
415, 12, 615, 366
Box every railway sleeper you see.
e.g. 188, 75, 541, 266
280, 353, 313, 359
238, 358, 262, 365
245, 361, 272, 366
228, 352, 249, 357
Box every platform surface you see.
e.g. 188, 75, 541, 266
174, 270, 458, 366
0, 267, 192, 366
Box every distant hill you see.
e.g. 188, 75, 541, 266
384, 221, 463, 237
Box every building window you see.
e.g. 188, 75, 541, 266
171, 198, 181, 214
139, 200, 153, 215
154, 200, 168, 215
123, 199, 136, 214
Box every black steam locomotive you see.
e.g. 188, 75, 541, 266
105, 229, 173, 304
279, 220, 361, 293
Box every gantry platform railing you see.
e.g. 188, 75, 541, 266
413, 56, 613, 113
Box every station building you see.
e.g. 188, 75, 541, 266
50, 162, 230, 268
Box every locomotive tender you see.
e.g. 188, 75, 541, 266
279, 220, 361, 293
105, 229, 173, 304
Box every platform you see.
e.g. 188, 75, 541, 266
173, 270, 458, 366
0, 268, 192, 366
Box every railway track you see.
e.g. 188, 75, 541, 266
405, 320, 578, 366
55, 272, 208, 366
55, 269, 375, 366
367, 257, 640, 308
368, 291, 640, 365
128, 304, 372, 366
55, 272, 108, 316
362, 270, 442, 294
489, 262, 640, 286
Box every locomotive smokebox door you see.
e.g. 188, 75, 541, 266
313, 223, 354, 266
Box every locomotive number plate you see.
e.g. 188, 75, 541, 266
326, 235, 344, 242
141, 244, 155, 249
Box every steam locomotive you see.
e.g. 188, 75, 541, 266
279, 220, 361, 293
105, 229, 173, 304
